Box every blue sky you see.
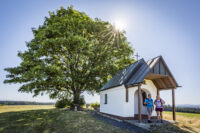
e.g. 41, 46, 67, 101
0, 0, 200, 105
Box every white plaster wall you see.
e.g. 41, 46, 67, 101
100, 80, 158, 117
123, 87, 136, 117
100, 85, 127, 117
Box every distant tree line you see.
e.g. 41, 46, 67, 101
0, 101, 54, 105
164, 105, 200, 114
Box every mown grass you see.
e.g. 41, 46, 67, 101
0, 105, 54, 113
0, 105, 130, 133
163, 111, 200, 133
1, 106, 199, 133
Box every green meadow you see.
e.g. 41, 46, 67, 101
0, 105, 130, 133
0, 105, 199, 133
164, 111, 200, 119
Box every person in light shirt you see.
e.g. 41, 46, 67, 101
154, 95, 165, 123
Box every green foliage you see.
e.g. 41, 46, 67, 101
55, 96, 85, 109
90, 102, 100, 110
55, 99, 68, 108
4, 6, 134, 107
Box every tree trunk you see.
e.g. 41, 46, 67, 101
71, 90, 83, 110
73, 92, 80, 105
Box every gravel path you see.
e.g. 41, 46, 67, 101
92, 112, 150, 133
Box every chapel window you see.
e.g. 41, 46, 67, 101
104, 94, 107, 104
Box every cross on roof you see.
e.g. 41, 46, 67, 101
135, 53, 140, 61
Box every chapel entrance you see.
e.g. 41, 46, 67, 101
134, 89, 150, 115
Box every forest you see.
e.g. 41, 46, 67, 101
164, 105, 200, 113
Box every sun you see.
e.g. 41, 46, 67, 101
114, 19, 126, 31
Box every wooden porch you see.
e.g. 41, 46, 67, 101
136, 57, 181, 122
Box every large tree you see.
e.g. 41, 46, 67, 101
4, 6, 134, 107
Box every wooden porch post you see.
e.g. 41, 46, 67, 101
138, 84, 142, 122
172, 88, 176, 121
157, 88, 160, 96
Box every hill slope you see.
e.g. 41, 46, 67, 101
0, 106, 130, 133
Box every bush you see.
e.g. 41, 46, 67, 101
55, 95, 86, 109
90, 102, 100, 110
55, 99, 69, 108
55, 96, 86, 109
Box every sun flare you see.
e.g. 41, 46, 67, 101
114, 19, 126, 31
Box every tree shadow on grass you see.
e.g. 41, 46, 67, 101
0, 108, 61, 133
0, 109, 131, 133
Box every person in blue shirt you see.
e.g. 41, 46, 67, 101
144, 94, 154, 123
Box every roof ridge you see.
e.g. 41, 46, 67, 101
146, 55, 162, 62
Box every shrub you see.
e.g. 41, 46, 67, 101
55, 99, 71, 108
55, 95, 85, 109
90, 102, 100, 110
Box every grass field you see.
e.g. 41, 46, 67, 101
0, 106, 199, 133
0, 105, 55, 113
163, 111, 200, 133
164, 111, 200, 119
0, 105, 130, 133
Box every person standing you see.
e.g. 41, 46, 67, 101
154, 95, 165, 123
144, 94, 154, 123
